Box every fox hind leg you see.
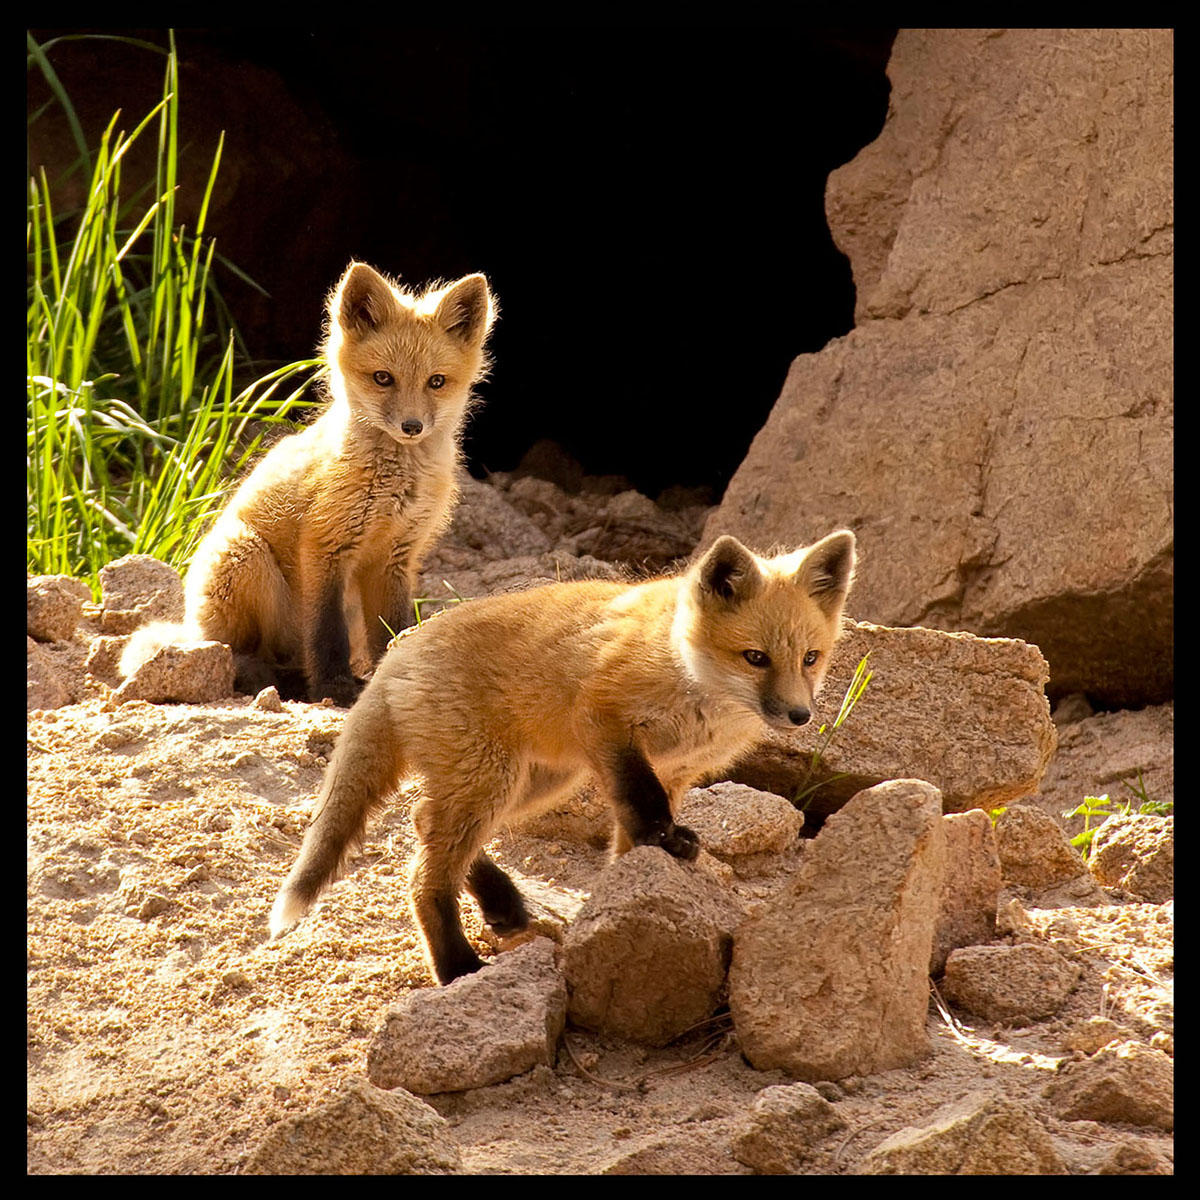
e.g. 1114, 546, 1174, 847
465, 854, 529, 936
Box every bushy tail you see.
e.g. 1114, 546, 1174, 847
119, 620, 197, 678
269, 686, 406, 938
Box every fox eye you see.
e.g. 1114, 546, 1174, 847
372, 370, 393, 386
743, 649, 770, 668
428, 373, 446, 389
803, 650, 819, 667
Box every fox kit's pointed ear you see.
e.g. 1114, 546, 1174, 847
695, 535, 763, 605
335, 262, 395, 334
796, 530, 857, 617
434, 274, 495, 347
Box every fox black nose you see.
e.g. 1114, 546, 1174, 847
788, 707, 811, 727
400, 418, 423, 437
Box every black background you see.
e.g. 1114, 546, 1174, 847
29, 27, 896, 497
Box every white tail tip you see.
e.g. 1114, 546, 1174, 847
269, 888, 309, 940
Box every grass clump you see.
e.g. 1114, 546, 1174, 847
27, 31, 321, 595
793, 651, 873, 810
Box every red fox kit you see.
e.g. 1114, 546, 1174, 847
270, 529, 856, 984
121, 262, 497, 705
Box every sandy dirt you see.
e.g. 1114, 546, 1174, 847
27, 681, 1173, 1175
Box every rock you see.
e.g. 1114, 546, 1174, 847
857, 1091, 1067, 1174
252, 685, 284, 712
366, 938, 566, 1094
27, 574, 91, 642
1061, 1016, 1130, 1056
1088, 814, 1173, 903
729, 1083, 848, 1174
728, 620, 1056, 821
940, 943, 1080, 1023
1096, 1139, 1173, 1175
601, 1125, 744, 1175
1028, 703, 1173, 838
114, 640, 235, 705
729, 779, 945, 1080
421, 472, 552, 576
84, 635, 130, 688
708, 29, 1172, 709
994, 804, 1087, 890
98, 554, 185, 634
476, 871, 587, 950
568, 488, 697, 569
678, 782, 804, 859
27, 639, 72, 711
931, 810, 1001, 976
1043, 1040, 1173, 1130
241, 1075, 460, 1174
562, 846, 742, 1046
416, 553, 623, 621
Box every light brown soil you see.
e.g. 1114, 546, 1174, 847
27, 691, 1173, 1174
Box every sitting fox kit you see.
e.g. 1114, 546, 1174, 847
122, 262, 496, 704
270, 528, 857, 985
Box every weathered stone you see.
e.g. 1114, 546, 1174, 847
1096, 1139, 1173, 1175
251, 685, 284, 712
1028, 703, 1173, 839
1088, 814, 1173, 903
562, 846, 742, 1046
857, 1091, 1067, 1175
994, 804, 1087, 890
98, 554, 185, 634
729, 1083, 848, 1174
709, 29, 1173, 708
729, 779, 944, 1080
931, 810, 1001, 976
940, 942, 1080, 1023
114, 640, 235, 705
1060, 1016, 1130, 1057
27, 639, 72, 712
476, 871, 587, 950
1043, 1040, 1173, 1130
84, 634, 130, 688
678, 783, 804, 859
27, 574, 91, 642
729, 620, 1055, 821
241, 1075, 460, 1174
366, 938, 566, 1094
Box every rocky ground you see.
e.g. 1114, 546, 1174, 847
27, 467, 1173, 1175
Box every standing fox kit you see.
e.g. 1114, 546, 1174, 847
270, 529, 856, 984
122, 262, 497, 704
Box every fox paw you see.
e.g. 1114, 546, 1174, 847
642, 822, 700, 862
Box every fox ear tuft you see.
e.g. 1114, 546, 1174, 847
336, 262, 394, 334
796, 530, 856, 616
695, 535, 763, 605
435, 274, 495, 346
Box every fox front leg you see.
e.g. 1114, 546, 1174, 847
603, 744, 699, 861
303, 571, 361, 707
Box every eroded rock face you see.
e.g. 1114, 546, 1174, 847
705, 28, 1173, 708
729, 1083, 848, 1174
857, 1091, 1067, 1175
729, 619, 1055, 820
940, 943, 1081, 1023
562, 846, 742, 1046
98, 554, 186, 634
241, 1075, 461, 1175
931, 809, 1001, 976
729, 779, 945, 1080
1043, 1040, 1174, 1131
1088, 814, 1174, 903
27, 574, 91, 643
366, 938, 567, 1095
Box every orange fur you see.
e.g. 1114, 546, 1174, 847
270, 529, 856, 983
121, 262, 497, 704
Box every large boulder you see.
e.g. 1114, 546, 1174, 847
728, 619, 1055, 820
705, 29, 1173, 708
